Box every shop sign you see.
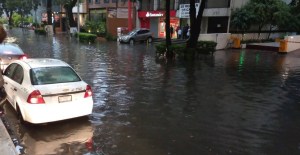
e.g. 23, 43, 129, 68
178, 3, 200, 18
138, 11, 176, 18
146, 12, 164, 17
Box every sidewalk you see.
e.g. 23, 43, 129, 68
0, 118, 18, 155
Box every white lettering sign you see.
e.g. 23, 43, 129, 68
146, 12, 164, 17
178, 3, 200, 18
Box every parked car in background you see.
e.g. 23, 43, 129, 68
19, 22, 32, 29
0, 43, 27, 71
3, 58, 94, 124
119, 28, 153, 44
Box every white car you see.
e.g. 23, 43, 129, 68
3, 58, 93, 124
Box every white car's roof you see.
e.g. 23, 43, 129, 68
21, 58, 69, 68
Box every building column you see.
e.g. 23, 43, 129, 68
154, 0, 158, 11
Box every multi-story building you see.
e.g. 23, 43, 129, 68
177, 0, 231, 34
87, 0, 135, 36
137, 0, 178, 38
136, 0, 231, 38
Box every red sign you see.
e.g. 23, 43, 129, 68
138, 10, 176, 18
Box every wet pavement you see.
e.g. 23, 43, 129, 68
2, 28, 300, 154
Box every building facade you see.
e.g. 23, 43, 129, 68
137, 0, 179, 38
177, 0, 231, 34
87, 0, 135, 36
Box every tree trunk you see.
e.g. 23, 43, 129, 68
165, 0, 173, 59
5, 10, 12, 26
187, 0, 206, 48
47, 0, 52, 25
64, 0, 77, 27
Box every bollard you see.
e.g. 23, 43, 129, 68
279, 40, 288, 53
233, 38, 241, 48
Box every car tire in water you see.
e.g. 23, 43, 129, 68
16, 104, 27, 125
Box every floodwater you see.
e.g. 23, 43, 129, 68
3, 28, 300, 155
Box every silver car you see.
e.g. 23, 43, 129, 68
119, 28, 153, 44
0, 43, 27, 71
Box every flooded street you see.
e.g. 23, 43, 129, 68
3, 28, 300, 155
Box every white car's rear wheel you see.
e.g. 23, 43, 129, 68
17, 105, 27, 124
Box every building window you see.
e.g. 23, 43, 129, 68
88, 0, 92, 4
104, 0, 109, 3
95, 0, 100, 4
112, 0, 116, 2
158, 0, 175, 10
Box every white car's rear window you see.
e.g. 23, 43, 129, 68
30, 66, 81, 85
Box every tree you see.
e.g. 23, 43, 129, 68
0, 0, 35, 26
267, 0, 293, 38
242, 0, 292, 39
47, 0, 52, 25
187, 0, 207, 48
32, 0, 40, 23
230, 7, 254, 34
0, 0, 18, 25
289, 0, 300, 32
55, 0, 78, 27
165, 0, 172, 59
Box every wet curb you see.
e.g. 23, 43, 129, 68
0, 118, 18, 155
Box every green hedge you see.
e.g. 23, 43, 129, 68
34, 29, 46, 35
75, 33, 97, 42
155, 41, 217, 56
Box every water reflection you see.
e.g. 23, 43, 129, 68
5, 29, 300, 154
20, 118, 93, 155
3, 101, 94, 155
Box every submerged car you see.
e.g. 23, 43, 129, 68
0, 43, 27, 71
3, 58, 93, 124
119, 28, 153, 44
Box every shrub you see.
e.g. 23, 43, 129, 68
0, 18, 8, 24
75, 32, 97, 42
83, 20, 106, 35
105, 33, 117, 41
32, 22, 40, 29
34, 29, 46, 35
155, 41, 217, 56
155, 43, 166, 55
197, 41, 217, 53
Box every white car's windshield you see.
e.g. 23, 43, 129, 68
30, 66, 81, 85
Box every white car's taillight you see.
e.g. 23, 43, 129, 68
19, 55, 28, 60
84, 85, 93, 98
27, 90, 45, 104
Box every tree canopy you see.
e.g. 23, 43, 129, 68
0, 0, 39, 25
55, 0, 78, 27
230, 0, 299, 36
